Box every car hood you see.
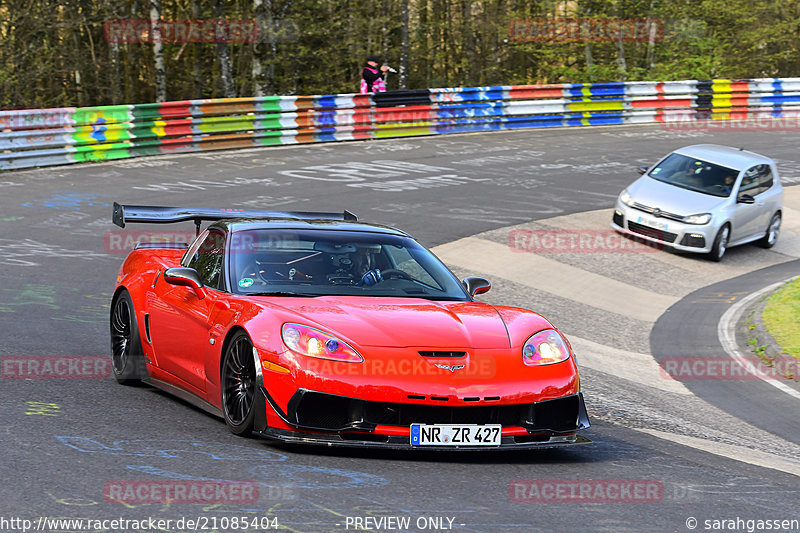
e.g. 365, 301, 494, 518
627, 176, 728, 216
263, 296, 512, 349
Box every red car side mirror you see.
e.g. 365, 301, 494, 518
164, 267, 208, 300
462, 276, 491, 297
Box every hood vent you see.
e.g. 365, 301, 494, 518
418, 351, 467, 358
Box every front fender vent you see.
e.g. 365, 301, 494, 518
144, 313, 152, 344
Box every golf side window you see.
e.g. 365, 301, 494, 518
739, 167, 760, 195
741, 164, 771, 197
757, 165, 774, 193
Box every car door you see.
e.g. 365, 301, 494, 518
149, 229, 227, 392
729, 165, 767, 242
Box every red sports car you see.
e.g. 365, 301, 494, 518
110, 203, 590, 449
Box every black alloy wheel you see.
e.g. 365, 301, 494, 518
110, 290, 145, 385
221, 331, 257, 436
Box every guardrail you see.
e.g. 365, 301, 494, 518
2, 78, 800, 170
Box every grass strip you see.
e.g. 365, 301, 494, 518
762, 277, 800, 361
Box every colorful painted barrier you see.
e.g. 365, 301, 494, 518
2, 78, 800, 170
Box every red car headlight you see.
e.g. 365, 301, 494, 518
281, 323, 363, 363
522, 329, 570, 366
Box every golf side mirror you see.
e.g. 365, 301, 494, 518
737, 194, 755, 205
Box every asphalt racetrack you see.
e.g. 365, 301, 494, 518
1, 124, 799, 532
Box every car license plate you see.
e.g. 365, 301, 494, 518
637, 215, 668, 231
410, 424, 501, 446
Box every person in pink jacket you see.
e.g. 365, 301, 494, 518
360, 56, 388, 94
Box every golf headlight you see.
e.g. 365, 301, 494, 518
619, 189, 635, 207
281, 323, 363, 363
683, 213, 712, 225
522, 329, 571, 366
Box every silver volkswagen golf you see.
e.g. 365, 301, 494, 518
611, 144, 783, 261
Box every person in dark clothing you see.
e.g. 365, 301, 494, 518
360, 56, 388, 94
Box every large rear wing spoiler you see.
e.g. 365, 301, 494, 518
113, 202, 358, 234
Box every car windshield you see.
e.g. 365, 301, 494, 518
229, 229, 469, 300
648, 153, 740, 197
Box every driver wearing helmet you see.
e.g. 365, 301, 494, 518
325, 244, 383, 286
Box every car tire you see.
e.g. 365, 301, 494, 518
709, 224, 730, 262
221, 330, 257, 437
756, 213, 781, 249
110, 290, 147, 385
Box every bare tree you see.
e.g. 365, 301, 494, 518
252, 0, 272, 96
381, 0, 389, 81
124, 0, 141, 104
192, 0, 202, 98
150, 0, 166, 102
612, 0, 627, 77
399, 0, 409, 89
253, 0, 293, 96
461, 0, 477, 86
215, 0, 236, 98
645, 0, 657, 69
110, 42, 121, 104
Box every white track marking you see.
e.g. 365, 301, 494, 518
636, 428, 800, 477
717, 278, 800, 401
568, 336, 690, 395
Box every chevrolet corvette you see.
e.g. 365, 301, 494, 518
110, 203, 590, 449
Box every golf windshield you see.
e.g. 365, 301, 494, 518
648, 153, 740, 197
229, 229, 469, 300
